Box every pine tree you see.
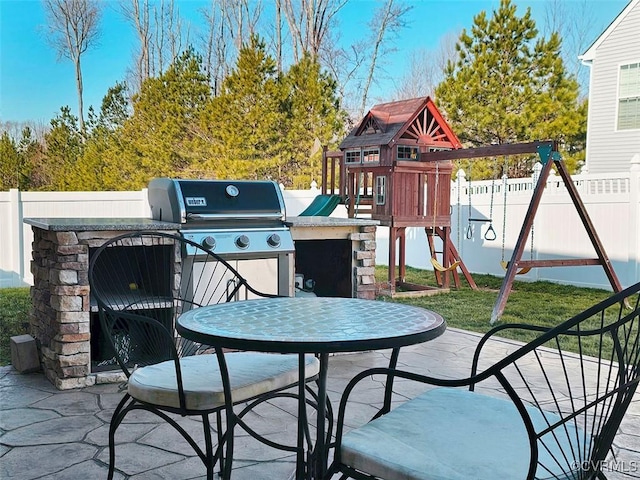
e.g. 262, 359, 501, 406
200, 36, 285, 180
16, 127, 44, 190
0, 132, 21, 190
41, 107, 84, 190
74, 83, 132, 191
117, 48, 213, 187
281, 53, 345, 187
435, 0, 584, 177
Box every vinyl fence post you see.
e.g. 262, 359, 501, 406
629, 155, 640, 285
9, 189, 25, 286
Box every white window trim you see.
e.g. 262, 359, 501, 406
615, 61, 640, 132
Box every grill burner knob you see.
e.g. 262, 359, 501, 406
267, 233, 281, 248
202, 236, 216, 250
235, 235, 250, 249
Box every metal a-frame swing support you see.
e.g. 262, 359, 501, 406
420, 140, 623, 324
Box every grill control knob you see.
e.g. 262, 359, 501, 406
235, 235, 250, 249
202, 236, 216, 250
267, 233, 281, 248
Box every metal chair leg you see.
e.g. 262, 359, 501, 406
107, 394, 133, 480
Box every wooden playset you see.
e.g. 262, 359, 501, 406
318, 97, 622, 322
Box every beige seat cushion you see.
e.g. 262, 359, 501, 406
128, 353, 320, 411
340, 387, 587, 480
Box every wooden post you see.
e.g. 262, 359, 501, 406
321, 147, 328, 195
398, 227, 406, 282
491, 158, 553, 324
388, 227, 397, 293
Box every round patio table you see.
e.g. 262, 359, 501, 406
176, 296, 446, 480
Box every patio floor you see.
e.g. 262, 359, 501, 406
1, 327, 639, 480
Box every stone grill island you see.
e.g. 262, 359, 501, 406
24, 216, 378, 389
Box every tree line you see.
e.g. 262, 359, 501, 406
1, 0, 590, 191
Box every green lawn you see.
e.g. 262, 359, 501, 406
375, 265, 612, 331
375, 266, 618, 357
0, 270, 618, 366
0, 287, 32, 365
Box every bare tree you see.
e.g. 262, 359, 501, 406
121, 0, 190, 93
392, 30, 458, 101
225, 0, 262, 51
152, 0, 188, 76
542, 0, 597, 99
323, 38, 368, 119
121, 0, 151, 92
200, 2, 222, 92
274, 0, 283, 72
281, 0, 347, 62
199, 0, 261, 94
0, 120, 49, 144
358, 0, 411, 117
43, 0, 102, 133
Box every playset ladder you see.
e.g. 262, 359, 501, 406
425, 226, 477, 290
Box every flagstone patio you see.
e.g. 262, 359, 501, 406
1, 328, 638, 479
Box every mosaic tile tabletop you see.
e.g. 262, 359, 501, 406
177, 297, 446, 353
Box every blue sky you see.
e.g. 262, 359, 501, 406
0, 0, 630, 125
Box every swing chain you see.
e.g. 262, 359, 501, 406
499, 156, 533, 273
456, 163, 461, 249
501, 170, 509, 262
466, 162, 474, 239
529, 160, 541, 261
483, 158, 498, 241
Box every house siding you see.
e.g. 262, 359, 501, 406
585, 1, 640, 174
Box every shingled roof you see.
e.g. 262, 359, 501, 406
339, 96, 461, 150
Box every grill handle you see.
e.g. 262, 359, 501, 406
187, 213, 285, 221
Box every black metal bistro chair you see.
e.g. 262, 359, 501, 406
327, 282, 640, 480
88, 231, 321, 480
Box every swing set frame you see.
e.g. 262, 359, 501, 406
419, 140, 623, 323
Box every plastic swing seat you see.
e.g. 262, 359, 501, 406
431, 257, 461, 272
500, 260, 532, 275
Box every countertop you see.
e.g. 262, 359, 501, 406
285, 216, 378, 228
23, 218, 180, 231
24, 216, 378, 231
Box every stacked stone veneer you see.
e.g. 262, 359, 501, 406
29, 228, 180, 390
351, 225, 377, 300
29, 224, 376, 389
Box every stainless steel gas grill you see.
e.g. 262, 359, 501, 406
148, 178, 295, 297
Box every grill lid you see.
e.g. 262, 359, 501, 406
148, 178, 287, 224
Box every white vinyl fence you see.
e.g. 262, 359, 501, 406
374, 164, 640, 291
1, 165, 639, 290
